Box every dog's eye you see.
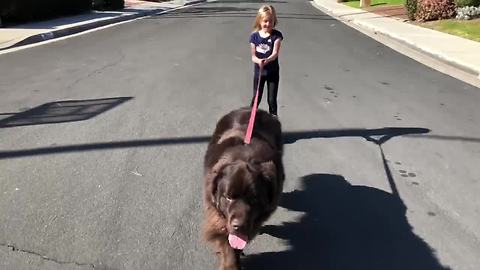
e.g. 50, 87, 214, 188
223, 196, 233, 202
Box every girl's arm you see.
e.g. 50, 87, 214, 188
264, 38, 282, 64
250, 43, 264, 65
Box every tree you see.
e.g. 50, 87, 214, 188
361, 0, 371, 7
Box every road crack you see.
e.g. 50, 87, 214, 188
67, 51, 126, 91
0, 242, 96, 269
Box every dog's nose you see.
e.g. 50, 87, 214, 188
232, 219, 242, 231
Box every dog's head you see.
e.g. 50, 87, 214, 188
209, 159, 278, 249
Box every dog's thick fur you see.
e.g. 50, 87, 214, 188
203, 107, 285, 270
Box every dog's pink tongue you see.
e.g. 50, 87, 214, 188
228, 233, 248, 250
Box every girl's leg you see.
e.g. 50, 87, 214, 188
251, 74, 266, 108
266, 73, 279, 116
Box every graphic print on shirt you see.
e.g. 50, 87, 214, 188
256, 43, 271, 54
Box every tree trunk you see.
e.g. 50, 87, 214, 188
360, 0, 371, 8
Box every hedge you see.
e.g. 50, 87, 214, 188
0, 0, 91, 23
0, 0, 126, 24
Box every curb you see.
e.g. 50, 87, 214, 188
354, 20, 480, 78
1, 0, 206, 51
311, 1, 480, 78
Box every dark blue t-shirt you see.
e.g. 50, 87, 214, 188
249, 29, 283, 76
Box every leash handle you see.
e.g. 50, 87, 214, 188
244, 64, 263, 145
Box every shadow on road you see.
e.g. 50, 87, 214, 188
283, 127, 430, 145
150, 5, 334, 21
2, 126, 479, 160
0, 97, 133, 128
152, 5, 257, 17
0, 127, 428, 159
245, 126, 453, 269
209, 0, 288, 4
243, 173, 451, 270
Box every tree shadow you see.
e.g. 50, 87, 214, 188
152, 5, 257, 16
243, 173, 451, 270
371, 2, 388, 7
0, 97, 133, 128
150, 5, 334, 21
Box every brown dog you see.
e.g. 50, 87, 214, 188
203, 107, 285, 270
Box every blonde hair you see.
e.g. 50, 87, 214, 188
252, 5, 278, 32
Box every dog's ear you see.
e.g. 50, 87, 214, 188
260, 160, 277, 181
211, 171, 223, 208
260, 160, 278, 207
208, 157, 230, 208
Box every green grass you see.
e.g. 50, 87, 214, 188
344, 0, 405, 8
422, 19, 480, 42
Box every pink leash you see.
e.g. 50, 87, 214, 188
244, 65, 263, 145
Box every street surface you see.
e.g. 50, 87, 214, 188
1, 0, 479, 269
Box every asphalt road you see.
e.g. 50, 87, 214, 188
1, 0, 479, 269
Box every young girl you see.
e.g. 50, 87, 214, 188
249, 5, 283, 117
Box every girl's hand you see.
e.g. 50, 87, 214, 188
259, 59, 266, 68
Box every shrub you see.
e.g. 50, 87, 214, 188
0, 0, 90, 23
456, 5, 480, 19
0, 0, 36, 22
454, 0, 480, 7
406, 0, 418, 20
92, 0, 107, 10
108, 0, 125, 10
92, 0, 125, 10
416, 0, 456, 21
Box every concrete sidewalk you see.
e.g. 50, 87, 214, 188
0, 0, 204, 51
312, 0, 480, 78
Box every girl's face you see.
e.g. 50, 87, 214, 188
260, 14, 274, 32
